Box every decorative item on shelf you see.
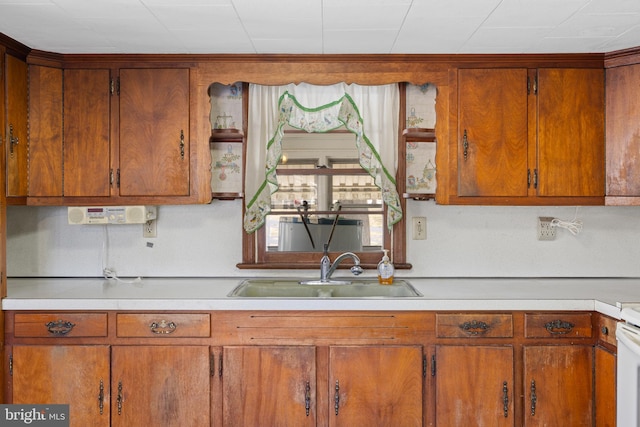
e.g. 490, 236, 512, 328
406, 107, 424, 129
404, 128, 436, 200
209, 81, 243, 134
214, 112, 236, 130
210, 141, 243, 199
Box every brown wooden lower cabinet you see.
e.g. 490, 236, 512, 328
221, 345, 424, 427
435, 345, 514, 426
12, 345, 111, 427
111, 346, 210, 427
10, 344, 210, 427
4, 310, 616, 427
595, 346, 616, 427
523, 345, 593, 427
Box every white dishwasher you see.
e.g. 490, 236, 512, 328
617, 307, 640, 426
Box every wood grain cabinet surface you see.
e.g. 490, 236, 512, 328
4, 53, 28, 200
4, 310, 614, 427
606, 62, 640, 205
450, 67, 604, 205
27, 65, 200, 205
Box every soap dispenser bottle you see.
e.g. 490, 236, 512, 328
377, 249, 394, 285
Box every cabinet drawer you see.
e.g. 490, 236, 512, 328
597, 315, 618, 347
525, 313, 592, 338
116, 313, 210, 338
14, 313, 107, 337
436, 313, 513, 338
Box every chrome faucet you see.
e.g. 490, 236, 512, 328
319, 244, 363, 283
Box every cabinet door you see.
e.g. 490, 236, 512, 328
435, 345, 514, 427
223, 346, 316, 426
111, 345, 210, 427
119, 68, 190, 197
595, 346, 616, 427
606, 64, 640, 198
63, 68, 111, 197
537, 68, 604, 197
5, 54, 28, 197
12, 345, 110, 427
28, 65, 63, 197
329, 345, 423, 427
457, 68, 529, 197
523, 345, 593, 427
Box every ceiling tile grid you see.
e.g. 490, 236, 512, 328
0, 0, 639, 54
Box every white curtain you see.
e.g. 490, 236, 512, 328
244, 82, 401, 233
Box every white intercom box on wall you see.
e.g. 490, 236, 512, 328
67, 206, 157, 225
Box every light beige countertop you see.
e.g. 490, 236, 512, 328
4, 277, 640, 318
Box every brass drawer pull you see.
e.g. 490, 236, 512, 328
45, 320, 76, 335
149, 320, 177, 334
459, 320, 490, 336
545, 319, 574, 335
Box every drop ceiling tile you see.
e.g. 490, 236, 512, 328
53, 0, 149, 19
408, 0, 503, 18
252, 37, 323, 54
324, 29, 399, 53
323, 1, 410, 31
482, 0, 589, 27
600, 24, 640, 51
534, 36, 615, 53
144, 4, 240, 30
581, 0, 640, 14
462, 27, 555, 53
171, 28, 254, 53
141, 0, 232, 5
548, 11, 639, 38
232, 0, 322, 38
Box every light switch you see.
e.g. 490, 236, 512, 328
412, 217, 426, 240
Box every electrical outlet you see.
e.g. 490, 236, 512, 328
412, 217, 427, 240
537, 217, 556, 241
143, 219, 157, 238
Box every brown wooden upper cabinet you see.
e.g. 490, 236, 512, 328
4, 53, 28, 200
451, 67, 604, 205
605, 63, 640, 204
118, 68, 190, 198
28, 66, 193, 204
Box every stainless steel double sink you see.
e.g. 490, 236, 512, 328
228, 278, 422, 298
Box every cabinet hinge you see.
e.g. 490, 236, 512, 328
110, 77, 121, 96
431, 354, 436, 376
9, 354, 13, 376
423, 355, 427, 378
527, 75, 538, 95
